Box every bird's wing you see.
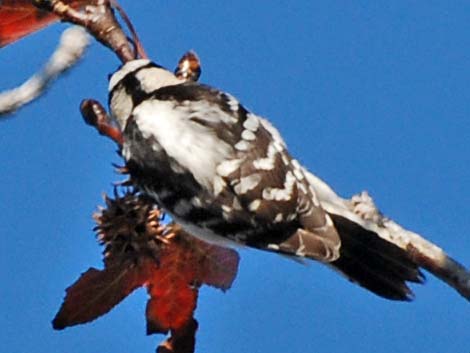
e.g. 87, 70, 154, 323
210, 108, 341, 261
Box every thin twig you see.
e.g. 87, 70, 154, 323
0, 26, 89, 116
110, 0, 148, 59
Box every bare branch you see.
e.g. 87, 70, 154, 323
0, 26, 89, 116
110, 0, 148, 59
34, 0, 138, 63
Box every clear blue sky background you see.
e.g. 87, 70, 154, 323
1, 1, 469, 352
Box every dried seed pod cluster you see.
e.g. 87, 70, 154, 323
93, 190, 175, 266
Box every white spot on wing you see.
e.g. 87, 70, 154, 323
243, 114, 260, 132
273, 141, 285, 152
262, 171, 296, 201
241, 129, 256, 141
253, 143, 277, 171
263, 188, 292, 201
235, 140, 251, 151
234, 173, 262, 194
249, 199, 261, 211
253, 158, 275, 170
281, 152, 290, 165
216, 158, 243, 177
293, 168, 304, 180
225, 94, 240, 112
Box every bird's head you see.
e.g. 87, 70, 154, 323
108, 59, 183, 129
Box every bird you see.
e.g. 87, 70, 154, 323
107, 58, 424, 301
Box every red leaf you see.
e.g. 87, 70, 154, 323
0, 0, 87, 47
145, 242, 199, 334
145, 231, 239, 334
53, 234, 239, 333
191, 237, 240, 291
52, 262, 154, 329
54, 193, 240, 352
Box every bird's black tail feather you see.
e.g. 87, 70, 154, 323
329, 213, 425, 301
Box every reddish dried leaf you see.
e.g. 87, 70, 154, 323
157, 319, 198, 353
144, 232, 239, 335
54, 193, 240, 353
146, 241, 199, 334
190, 236, 240, 291
146, 284, 197, 335
0, 0, 87, 47
52, 262, 155, 329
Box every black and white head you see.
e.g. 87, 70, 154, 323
108, 59, 184, 129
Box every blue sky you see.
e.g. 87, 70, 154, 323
1, 1, 469, 352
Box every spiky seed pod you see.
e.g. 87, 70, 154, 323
93, 190, 173, 267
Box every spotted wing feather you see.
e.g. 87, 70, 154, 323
201, 94, 341, 261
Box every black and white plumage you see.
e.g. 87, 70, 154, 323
108, 59, 423, 300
